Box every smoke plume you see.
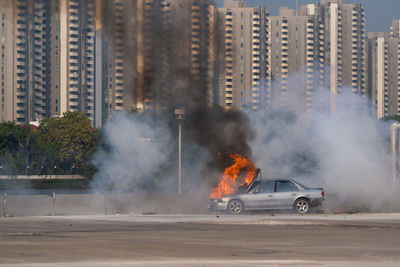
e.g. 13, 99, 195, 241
92, 1, 399, 213
251, 88, 397, 212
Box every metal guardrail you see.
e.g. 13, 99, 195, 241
0, 175, 86, 180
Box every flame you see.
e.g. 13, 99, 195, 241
210, 154, 257, 199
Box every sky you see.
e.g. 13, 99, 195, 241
215, 0, 400, 33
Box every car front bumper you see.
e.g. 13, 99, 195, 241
208, 200, 228, 211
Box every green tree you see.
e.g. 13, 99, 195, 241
382, 115, 400, 122
0, 122, 31, 174
38, 112, 99, 175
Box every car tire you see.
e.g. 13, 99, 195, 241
294, 198, 310, 214
227, 199, 244, 215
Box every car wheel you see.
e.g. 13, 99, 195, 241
227, 199, 244, 215
294, 198, 310, 214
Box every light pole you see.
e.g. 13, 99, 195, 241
175, 109, 185, 195
391, 122, 400, 190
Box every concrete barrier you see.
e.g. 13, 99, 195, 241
4, 194, 54, 216
1, 193, 5, 216
0, 175, 85, 180
0, 192, 210, 217
104, 193, 210, 214
55, 193, 104, 215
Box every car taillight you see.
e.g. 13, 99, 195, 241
321, 191, 325, 197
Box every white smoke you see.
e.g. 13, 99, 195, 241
91, 78, 400, 213
91, 113, 175, 192
251, 87, 397, 212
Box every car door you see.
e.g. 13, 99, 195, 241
240, 183, 261, 209
241, 181, 275, 209
274, 181, 301, 209
257, 181, 275, 209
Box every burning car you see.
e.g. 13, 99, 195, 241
208, 154, 324, 214
210, 178, 325, 214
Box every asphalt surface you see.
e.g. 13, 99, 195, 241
0, 213, 400, 266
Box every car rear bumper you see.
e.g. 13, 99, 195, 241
310, 198, 324, 207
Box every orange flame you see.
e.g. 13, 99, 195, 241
210, 154, 257, 199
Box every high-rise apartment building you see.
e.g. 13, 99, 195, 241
270, 6, 318, 113
367, 32, 388, 119
217, 0, 367, 114
217, 0, 270, 110
135, 0, 172, 113
387, 21, 400, 116
307, 0, 367, 114
133, 0, 216, 114
0, 0, 103, 127
268, 0, 367, 114
59, 0, 103, 127
368, 20, 400, 119
0, 0, 57, 124
102, 0, 136, 120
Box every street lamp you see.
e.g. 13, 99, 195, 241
174, 108, 185, 195
391, 122, 400, 190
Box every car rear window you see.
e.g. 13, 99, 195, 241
276, 181, 299, 192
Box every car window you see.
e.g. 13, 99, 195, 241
248, 184, 260, 194
260, 181, 274, 193
247, 181, 260, 192
276, 181, 299, 192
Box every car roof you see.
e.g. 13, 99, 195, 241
259, 179, 294, 182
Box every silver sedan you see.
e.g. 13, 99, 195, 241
209, 179, 325, 214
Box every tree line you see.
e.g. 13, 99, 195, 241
0, 112, 99, 177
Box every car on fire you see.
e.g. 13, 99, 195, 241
209, 179, 325, 214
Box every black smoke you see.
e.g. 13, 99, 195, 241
96, 0, 255, 191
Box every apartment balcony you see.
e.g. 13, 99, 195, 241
69, 29, 79, 36
69, 97, 79, 104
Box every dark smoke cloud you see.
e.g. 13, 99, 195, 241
95, 0, 254, 191
184, 108, 255, 171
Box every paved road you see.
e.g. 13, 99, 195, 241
0, 214, 400, 266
